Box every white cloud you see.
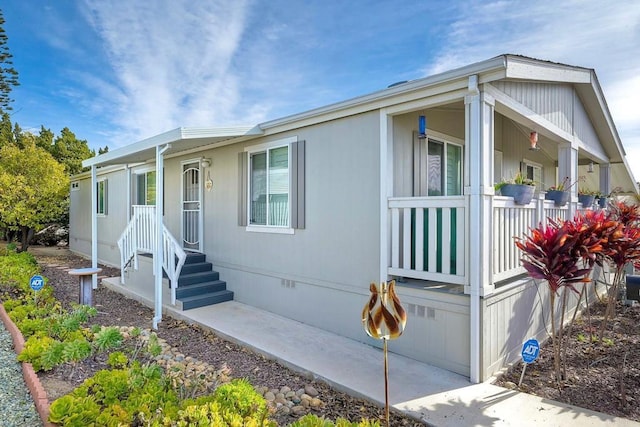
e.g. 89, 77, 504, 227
81, 0, 252, 145
426, 0, 640, 182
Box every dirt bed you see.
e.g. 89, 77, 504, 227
29, 247, 424, 426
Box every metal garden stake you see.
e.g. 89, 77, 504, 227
362, 280, 407, 427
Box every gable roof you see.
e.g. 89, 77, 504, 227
82, 54, 637, 192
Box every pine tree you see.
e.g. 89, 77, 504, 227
0, 9, 19, 111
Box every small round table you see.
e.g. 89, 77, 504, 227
68, 267, 102, 306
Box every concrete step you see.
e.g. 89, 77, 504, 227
176, 280, 227, 299
180, 290, 234, 310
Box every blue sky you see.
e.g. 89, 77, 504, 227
3, 1, 640, 180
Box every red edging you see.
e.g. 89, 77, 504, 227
0, 304, 54, 427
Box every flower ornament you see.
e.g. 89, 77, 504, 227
362, 280, 407, 340
361, 280, 407, 426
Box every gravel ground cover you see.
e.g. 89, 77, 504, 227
0, 322, 42, 427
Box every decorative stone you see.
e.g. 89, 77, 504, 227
280, 386, 291, 394
310, 398, 323, 407
264, 392, 276, 402
285, 391, 296, 399
292, 405, 306, 416
304, 385, 319, 397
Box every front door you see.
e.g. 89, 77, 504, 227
182, 161, 202, 251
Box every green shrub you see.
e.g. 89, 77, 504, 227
107, 351, 129, 369
18, 335, 57, 371
93, 326, 123, 352
49, 362, 183, 426
214, 379, 271, 422
290, 415, 381, 427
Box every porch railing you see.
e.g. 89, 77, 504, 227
388, 196, 467, 285
388, 195, 595, 286
492, 196, 593, 282
117, 205, 187, 305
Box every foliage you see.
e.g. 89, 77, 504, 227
547, 175, 584, 192
0, 250, 39, 296
0, 9, 19, 111
516, 214, 608, 382
50, 127, 94, 175
495, 170, 535, 191
49, 363, 183, 426
107, 351, 129, 369
0, 143, 69, 250
597, 201, 640, 337
290, 414, 381, 427
93, 326, 124, 352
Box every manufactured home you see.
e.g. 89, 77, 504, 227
70, 55, 638, 382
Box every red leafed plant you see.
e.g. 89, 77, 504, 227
598, 201, 640, 338
515, 217, 605, 382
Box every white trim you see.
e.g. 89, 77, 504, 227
91, 166, 98, 288
246, 136, 295, 229
96, 178, 108, 217
181, 158, 204, 252
245, 225, 294, 235
244, 136, 298, 153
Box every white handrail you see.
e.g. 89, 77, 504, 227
117, 205, 187, 304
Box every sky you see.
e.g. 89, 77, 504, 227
3, 1, 640, 180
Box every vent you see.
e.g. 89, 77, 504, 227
281, 279, 296, 289
406, 304, 435, 319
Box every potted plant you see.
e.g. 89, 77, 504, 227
578, 188, 597, 207
495, 171, 536, 205
545, 176, 583, 207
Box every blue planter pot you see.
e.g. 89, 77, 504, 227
546, 190, 570, 207
597, 197, 608, 208
578, 194, 595, 207
500, 184, 535, 205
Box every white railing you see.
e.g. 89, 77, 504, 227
117, 205, 187, 305
388, 196, 467, 285
493, 196, 576, 282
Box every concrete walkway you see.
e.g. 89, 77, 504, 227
101, 276, 638, 427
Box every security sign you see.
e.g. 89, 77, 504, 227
521, 338, 540, 364
29, 275, 45, 292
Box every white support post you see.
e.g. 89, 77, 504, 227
91, 165, 98, 289
599, 163, 611, 196
153, 144, 170, 329
558, 141, 579, 218
379, 109, 393, 283
464, 75, 495, 384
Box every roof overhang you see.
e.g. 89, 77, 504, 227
82, 126, 263, 168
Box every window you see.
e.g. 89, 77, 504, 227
250, 144, 289, 227
414, 135, 463, 196
522, 160, 542, 187
136, 170, 156, 205
97, 179, 108, 215
239, 138, 305, 231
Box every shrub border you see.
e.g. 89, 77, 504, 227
0, 303, 53, 427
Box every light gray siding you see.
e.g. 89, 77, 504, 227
493, 81, 603, 153
494, 81, 574, 133
69, 168, 128, 267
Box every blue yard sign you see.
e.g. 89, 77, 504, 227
30, 275, 45, 292
521, 338, 540, 364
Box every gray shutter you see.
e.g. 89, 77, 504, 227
238, 152, 248, 226
290, 140, 305, 229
